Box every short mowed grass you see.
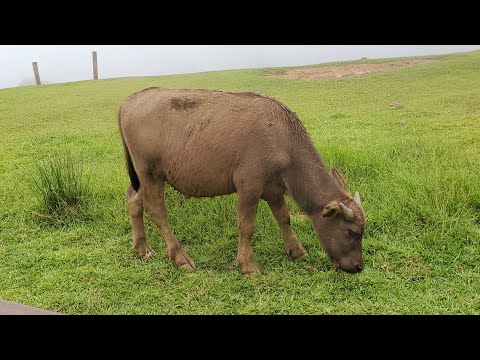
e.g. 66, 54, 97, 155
1, 51, 479, 314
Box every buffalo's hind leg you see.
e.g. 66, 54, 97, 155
142, 179, 196, 271
264, 194, 308, 260
126, 184, 155, 260
235, 189, 262, 275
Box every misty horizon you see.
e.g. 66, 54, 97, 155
1, 45, 480, 89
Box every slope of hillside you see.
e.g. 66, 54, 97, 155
1, 51, 479, 314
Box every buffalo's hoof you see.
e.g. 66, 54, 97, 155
135, 243, 155, 260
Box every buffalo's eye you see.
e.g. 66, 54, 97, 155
348, 229, 361, 239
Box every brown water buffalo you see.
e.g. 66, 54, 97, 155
118, 88, 365, 275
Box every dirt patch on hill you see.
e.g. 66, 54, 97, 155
269, 59, 437, 80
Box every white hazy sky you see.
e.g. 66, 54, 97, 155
1, 45, 479, 89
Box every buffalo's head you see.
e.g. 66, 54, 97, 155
310, 168, 365, 273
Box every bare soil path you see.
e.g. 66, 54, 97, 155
269, 60, 436, 80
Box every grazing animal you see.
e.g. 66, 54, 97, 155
118, 88, 365, 275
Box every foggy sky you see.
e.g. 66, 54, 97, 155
1, 45, 479, 89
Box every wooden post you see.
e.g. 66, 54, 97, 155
92, 51, 98, 80
32, 62, 41, 85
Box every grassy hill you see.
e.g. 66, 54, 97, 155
1, 50, 479, 314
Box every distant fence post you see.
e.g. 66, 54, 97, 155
92, 51, 98, 80
32, 62, 41, 85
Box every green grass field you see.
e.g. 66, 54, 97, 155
1, 50, 479, 314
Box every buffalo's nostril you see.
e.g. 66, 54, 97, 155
356, 263, 364, 272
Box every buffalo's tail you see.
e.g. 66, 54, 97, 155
118, 106, 140, 192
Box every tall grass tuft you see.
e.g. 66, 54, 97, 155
33, 151, 90, 222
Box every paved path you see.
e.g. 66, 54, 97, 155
0, 299, 60, 315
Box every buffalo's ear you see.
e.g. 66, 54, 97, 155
323, 201, 339, 217
332, 167, 346, 190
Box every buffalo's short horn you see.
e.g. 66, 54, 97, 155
354, 191, 361, 206
339, 202, 354, 221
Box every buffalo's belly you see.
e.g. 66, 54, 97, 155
163, 161, 236, 198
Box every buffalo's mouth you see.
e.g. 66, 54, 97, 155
332, 260, 341, 272
332, 259, 364, 274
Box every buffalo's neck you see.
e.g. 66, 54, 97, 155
285, 146, 345, 214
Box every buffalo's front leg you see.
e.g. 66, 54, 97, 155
236, 192, 261, 275
266, 196, 308, 259
126, 185, 155, 260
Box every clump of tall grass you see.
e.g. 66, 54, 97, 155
33, 151, 90, 223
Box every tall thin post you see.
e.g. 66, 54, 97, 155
92, 51, 98, 80
32, 62, 41, 85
